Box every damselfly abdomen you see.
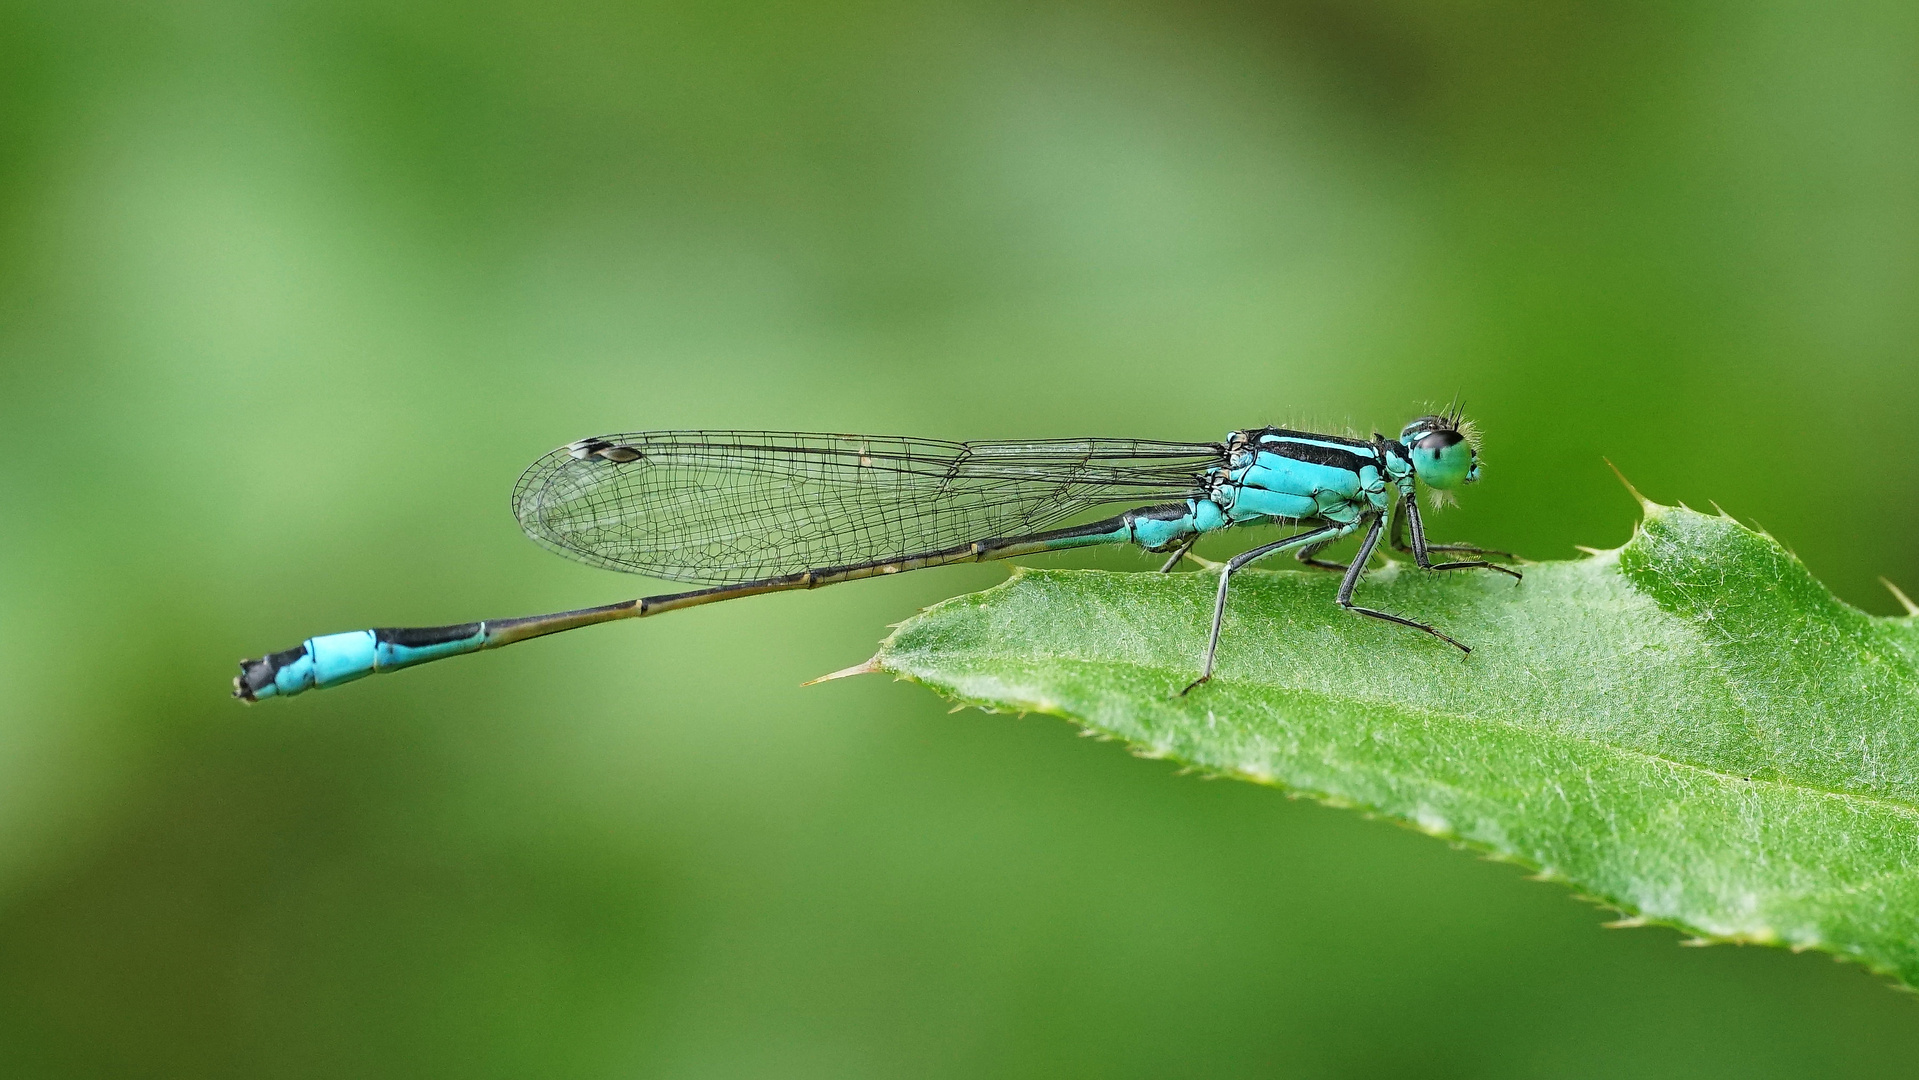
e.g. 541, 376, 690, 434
234, 411, 1519, 701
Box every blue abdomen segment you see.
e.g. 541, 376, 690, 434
1122, 498, 1232, 549
236, 623, 489, 700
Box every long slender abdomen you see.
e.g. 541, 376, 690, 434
233, 509, 1182, 702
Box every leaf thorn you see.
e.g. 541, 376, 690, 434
801, 656, 882, 686
1880, 577, 1919, 616
1603, 458, 1656, 514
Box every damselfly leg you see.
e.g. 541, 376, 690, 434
1181, 521, 1349, 695
1337, 513, 1471, 652
1395, 497, 1523, 582
1390, 501, 1518, 567
1293, 536, 1349, 572
1157, 535, 1200, 573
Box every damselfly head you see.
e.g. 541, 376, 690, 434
1399, 410, 1481, 493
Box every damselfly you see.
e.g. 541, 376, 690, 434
234, 410, 1520, 702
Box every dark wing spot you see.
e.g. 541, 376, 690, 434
564, 437, 644, 463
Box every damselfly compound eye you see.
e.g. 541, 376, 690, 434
1411, 430, 1473, 490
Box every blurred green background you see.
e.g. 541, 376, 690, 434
2, 0, 1918, 1075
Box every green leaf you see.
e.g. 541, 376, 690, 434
868, 500, 1919, 987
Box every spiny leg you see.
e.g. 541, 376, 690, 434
1337, 513, 1472, 653
1390, 501, 1515, 561
1181, 521, 1346, 696
1157, 534, 1199, 573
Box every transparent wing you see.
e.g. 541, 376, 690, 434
511, 431, 1225, 583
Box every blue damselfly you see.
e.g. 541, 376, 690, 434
234, 410, 1519, 701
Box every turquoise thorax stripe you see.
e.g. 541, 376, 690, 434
1255, 431, 1372, 453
